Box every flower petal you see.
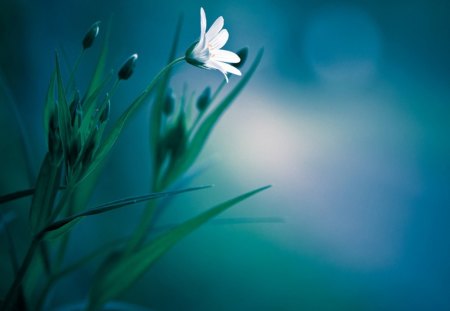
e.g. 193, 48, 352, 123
208, 29, 229, 50
199, 7, 207, 48
208, 59, 241, 76
205, 16, 224, 42
206, 60, 229, 82
212, 49, 240, 63
218, 61, 242, 76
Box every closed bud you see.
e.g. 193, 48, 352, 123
49, 109, 59, 134
118, 54, 138, 80
167, 115, 186, 158
48, 111, 61, 157
48, 130, 58, 157
67, 136, 81, 167
82, 21, 100, 50
81, 131, 98, 166
196, 87, 211, 112
163, 89, 176, 116
235, 47, 248, 69
99, 100, 110, 123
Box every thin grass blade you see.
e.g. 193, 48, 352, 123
43, 69, 56, 139
55, 53, 72, 157
87, 185, 270, 310
38, 185, 211, 240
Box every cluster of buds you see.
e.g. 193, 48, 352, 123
46, 21, 138, 181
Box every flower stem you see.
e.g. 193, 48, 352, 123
210, 79, 227, 103
124, 57, 185, 253
0, 238, 40, 311
65, 50, 85, 93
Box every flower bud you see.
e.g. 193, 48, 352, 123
81, 130, 98, 166
118, 54, 138, 80
49, 109, 59, 134
163, 89, 176, 116
82, 21, 100, 50
235, 47, 248, 69
67, 136, 81, 167
99, 99, 110, 123
167, 115, 186, 158
48, 111, 61, 157
196, 87, 211, 112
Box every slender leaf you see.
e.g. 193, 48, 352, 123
43, 69, 56, 139
0, 212, 19, 274
0, 189, 35, 205
37, 185, 211, 240
161, 49, 264, 188
87, 185, 270, 310
79, 91, 148, 183
78, 73, 113, 142
29, 153, 62, 234
36, 238, 127, 311
54, 53, 72, 157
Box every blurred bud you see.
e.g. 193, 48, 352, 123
82, 21, 100, 50
235, 47, 248, 69
167, 115, 186, 158
81, 130, 98, 166
48, 111, 61, 156
196, 87, 211, 112
155, 137, 167, 167
67, 136, 81, 167
118, 54, 138, 80
163, 89, 176, 116
69, 91, 82, 127
99, 99, 110, 123
49, 109, 59, 134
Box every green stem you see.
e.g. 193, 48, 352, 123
49, 182, 75, 222
0, 238, 40, 311
125, 61, 188, 254
210, 79, 227, 103
0, 189, 35, 205
66, 50, 85, 93
124, 200, 158, 253
149, 57, 185, 187
54, 234, 70, 271
36, 238, 127, 311
145, 57, 185, 95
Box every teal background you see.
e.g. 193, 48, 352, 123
1, 0, 450, 310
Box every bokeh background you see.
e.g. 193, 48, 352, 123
1, 0, 450, 310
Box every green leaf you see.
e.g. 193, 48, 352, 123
29, 153, 62, 234
55, 53, 72, 158
43, 69, 56, 139
161, 48, 264, 188
37, 185, 211, 240
87, 185, 271, 311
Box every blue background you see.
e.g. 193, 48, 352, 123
1, 0, 450, 310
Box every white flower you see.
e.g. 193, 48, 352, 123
185, 7, 241, 82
